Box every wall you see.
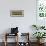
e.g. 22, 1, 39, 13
0, 0, 36, 42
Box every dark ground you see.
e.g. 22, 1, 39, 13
0, 42, 46, 46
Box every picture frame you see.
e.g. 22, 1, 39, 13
37, 0, 46, 18
10, 10, 24, 17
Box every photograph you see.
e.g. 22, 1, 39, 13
10, 10, 24, 17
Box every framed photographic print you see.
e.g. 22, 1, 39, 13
37, 0, 46, 18
10, 10, 24, 17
